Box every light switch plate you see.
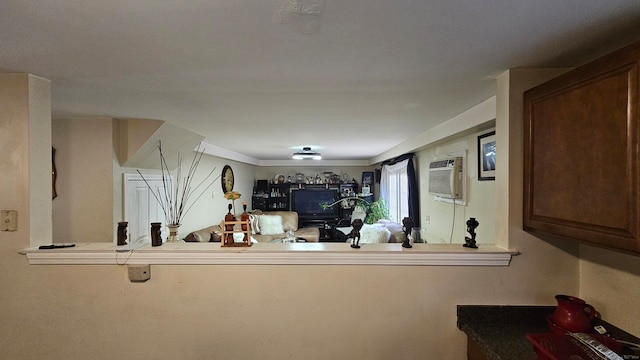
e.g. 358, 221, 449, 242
1, 210, 18, 231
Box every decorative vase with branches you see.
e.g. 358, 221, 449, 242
137, 141, 220, 242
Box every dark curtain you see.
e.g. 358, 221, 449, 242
381, 153, 420, 223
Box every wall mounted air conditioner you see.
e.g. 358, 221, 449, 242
428, 157, 463, 199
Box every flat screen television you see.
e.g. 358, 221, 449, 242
291, 189, 339, 219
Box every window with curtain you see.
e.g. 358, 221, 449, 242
385, 164, 408, 222
380, 153, 419, 224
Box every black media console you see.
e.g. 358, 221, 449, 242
299, 218, 340, 242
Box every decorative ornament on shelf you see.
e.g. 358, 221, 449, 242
52, 147, 57, 200
401, 217, 414, 249
117, 222, 128, 246
137, 141, 220, 243
167, 224, 181, 243
224, 190, 242, 215
223, 203, 235, 246
240, 202, 249, 243
222, 191, 242, 246
151, 222, 162, 247
349, 219, 364, 249
221, 196, 252, 248
463, 217, 479, 248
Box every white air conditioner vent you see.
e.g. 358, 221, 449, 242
428, 157, 463, 199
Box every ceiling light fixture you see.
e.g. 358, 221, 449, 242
292, 147, 322, 160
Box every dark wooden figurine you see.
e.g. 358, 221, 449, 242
151, 222, 162, 247
401, 217, 414, 248
117, 221, 128, 246
349, 218, 364, 249
240, 202, 249, 243
224, 203, 235, 245
463, 217, 479, 249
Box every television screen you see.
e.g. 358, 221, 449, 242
291, 189, 339, 218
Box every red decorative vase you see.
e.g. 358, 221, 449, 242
551, 294, 597, 333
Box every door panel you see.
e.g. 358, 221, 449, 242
124, 174, 167, 244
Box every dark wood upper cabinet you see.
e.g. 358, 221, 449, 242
523, 40, 640, 255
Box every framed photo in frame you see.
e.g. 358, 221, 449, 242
478, 131, 496, 181
361, 171, 374, 186
361, 171, 374, 195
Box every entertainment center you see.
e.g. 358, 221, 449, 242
291, 186, 340, 241
252, 182, 367, 241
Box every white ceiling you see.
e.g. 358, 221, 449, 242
2, 0, 640, 163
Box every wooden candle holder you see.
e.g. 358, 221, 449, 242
220, 219, 252, 247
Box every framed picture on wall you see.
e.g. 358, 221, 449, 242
478, 131, 496, 181
361, 171, 374, 185
361, 171, 374, 195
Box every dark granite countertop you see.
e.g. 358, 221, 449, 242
458, 306, 554, 360
457, 305, 640, 360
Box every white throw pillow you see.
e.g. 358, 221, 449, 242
233, 232, 258, 244
258, 215, 284, 235
249, 214, 260, 234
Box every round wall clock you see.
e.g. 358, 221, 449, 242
221, 165, 234, 193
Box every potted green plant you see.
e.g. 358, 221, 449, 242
321, 197, 390, 224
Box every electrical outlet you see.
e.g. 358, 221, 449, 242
1, 210, 18, 231
128, 264, 151, 282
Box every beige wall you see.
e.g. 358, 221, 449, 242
0, 73, 51, 247
417, 127, 496, 244
1, 72, 639, 360
52, 118, 115, 242
1, 258, 578, 360
0, 74, 31, 248
579, 245, 640, 334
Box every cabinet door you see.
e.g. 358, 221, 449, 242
523, 41, 640, 254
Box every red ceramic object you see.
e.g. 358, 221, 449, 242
551, 295, 596, 333
546, 316, 569, 335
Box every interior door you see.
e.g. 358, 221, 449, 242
124, 174, 167, 244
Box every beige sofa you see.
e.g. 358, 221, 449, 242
183, 211, 320, 243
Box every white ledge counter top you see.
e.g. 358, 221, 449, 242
21, 242, 518, 266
